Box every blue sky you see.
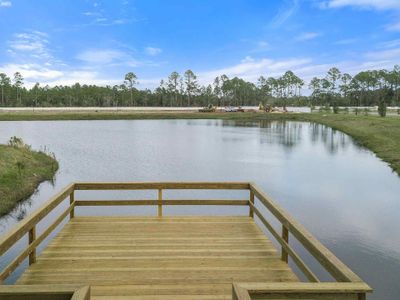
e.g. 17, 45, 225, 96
0, 0, 399, 89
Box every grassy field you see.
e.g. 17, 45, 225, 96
0, 110, 399, 175
0, 141, 59, 216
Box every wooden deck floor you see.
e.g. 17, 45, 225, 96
17, 216, 298, 299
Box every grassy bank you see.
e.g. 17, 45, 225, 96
0, 110, 399, 175
0, 138, 59, 216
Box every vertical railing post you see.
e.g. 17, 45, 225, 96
158, 189, 163, 217
358, 293, 366, 300
281, 225, 289, 263
69, 190, 75, 219
249, 190, 254, 218
28, 226, 36, 265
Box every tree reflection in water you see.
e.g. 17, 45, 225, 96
221, 119, 354, 154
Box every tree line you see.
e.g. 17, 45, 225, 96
0, 66, 399, 108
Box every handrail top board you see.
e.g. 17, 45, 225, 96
235, 282, 372, 293
74, 181, 250, 190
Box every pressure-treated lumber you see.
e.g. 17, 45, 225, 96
17, 216, 297, 299
0, 181, 372, 300
0, 203, 75, 281
74, 182, 250, 190
0, 183, 74, 256
233, 282, 372, 300
250, 182, 362, 283
0, 284, 89, 300
74, 199, 249, 206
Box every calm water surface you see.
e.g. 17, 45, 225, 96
0, 120, 399, 299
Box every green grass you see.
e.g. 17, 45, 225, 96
0, 110, 399, 175
0, 143, 59, 216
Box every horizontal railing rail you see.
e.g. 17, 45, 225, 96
232, 282, 372, 300
0, 181, 371, 299
0, 285, 90, 300
74, 181, 250, 190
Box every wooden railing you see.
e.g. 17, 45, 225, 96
73, 182, 250, 217
232, 282, 371, 300
0, 183, 75, 283
0, 285, 90, 300
0, 182, 371, 299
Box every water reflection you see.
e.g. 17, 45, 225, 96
220, 119, 353, 154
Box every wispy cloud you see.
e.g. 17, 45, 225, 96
145, 47, 162, 56
81, 1, 135, 27
270, 0, 299, 28
365, 48, 400, 61
319, 0, 400, 10
76, 49, 139, 66
334, 38, 358, 45
379, 39, 400, 48
7, 31, 54, 62
0, 63, 64, 82
295, 32, 321, 41
385, 21, 400, 31
0, 1, 11, 7
198, 55, 312, 84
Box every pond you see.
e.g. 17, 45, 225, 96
0, 119, 399, 299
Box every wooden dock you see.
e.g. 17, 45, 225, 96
0, 182, 372, 300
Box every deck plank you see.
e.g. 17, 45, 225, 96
17, 216, 298, 299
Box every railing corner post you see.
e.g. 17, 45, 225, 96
28, 226, 36, 265
70, 191, 75, 219
158, 189, 163, 217
281, 224, 289, 263
249, 191, 254, 218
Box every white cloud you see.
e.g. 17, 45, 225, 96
145, 47, 162, 56
320, 0, 400, 10
0, 64, 63, 82
76, 49, 139, 66
0, 1, 11, 7
8, 31, 53, 61
197, 56, 312, 84
295, 32, 321, 41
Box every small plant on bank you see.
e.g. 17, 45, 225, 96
8, 136, 31, 150
8, 136, 24, 148
332, 102, 339, 114
378, 99, 387, 117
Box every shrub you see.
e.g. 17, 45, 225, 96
378, 99, 387, 117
